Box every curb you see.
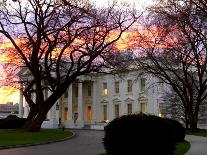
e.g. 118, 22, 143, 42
0, 130, 75, 150
67, 128, 104, 131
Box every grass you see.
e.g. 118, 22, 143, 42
99, 141, 191, 155
0, 129, 73, 147
186, 129, 207, 137
174, 141, 191, 155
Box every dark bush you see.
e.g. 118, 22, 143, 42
5, 115, 20, 119
103, 114, 184, 155
163, 118, 185, 142
0, 115, 26, 129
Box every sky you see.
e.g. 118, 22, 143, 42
0, 0, 154, 104
0, 87, 19, 104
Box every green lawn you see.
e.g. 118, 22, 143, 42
0, 129, 73, 147
186, 129, 207, 137
175, 141, 191, 155
99, 141, 191, 155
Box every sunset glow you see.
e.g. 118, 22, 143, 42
0, 0, 156, 104
0, 87, 19, 104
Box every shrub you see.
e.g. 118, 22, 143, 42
103, 114, 183, 155
163, 118, 185, 142
0, 115, 26, 129
5, 115, 20, 120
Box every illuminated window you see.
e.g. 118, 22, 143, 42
159, 103, 165, 117
127, 104, 132, 115
103, 82, 108, 96
115, 81, 119, 94
88, 85, 91, 96
140, 103, 146, 113
140, 78, 146, 92
103, 105, 107, 121
115, 104, 119, 118
127, 80, 132, 92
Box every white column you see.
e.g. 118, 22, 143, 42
19, 84, 23, 118
68, 85, 73, 120
108, 80, 114, 121
77, 81, 84, 127
23, 98, 29, 118
92, 81, 97, 124
48, 90, 58, 128
66, 84, 74, 128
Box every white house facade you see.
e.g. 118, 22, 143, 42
19, 70, 169, 129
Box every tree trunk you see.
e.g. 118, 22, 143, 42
22, 106, 49, 132
22, 105, 38, 130
189, 114, 198, 131
185, 119, 189, 129
184, 112, 189, 129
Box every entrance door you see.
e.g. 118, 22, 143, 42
87, 105, 92, 123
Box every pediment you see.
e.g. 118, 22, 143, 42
138, 96, 148, 102
125, 97, 134, 103
101, 99, 109, 104
113, 98, 121, 103
18, 67, 32, 79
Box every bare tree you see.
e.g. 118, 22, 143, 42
0, 0, 137, 131
162, 91, 187, 124
134, 0, 207, 130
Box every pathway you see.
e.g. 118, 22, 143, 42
185, 135, 207, 155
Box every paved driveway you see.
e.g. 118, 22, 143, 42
185, 135, 207, 155
0, 130, 105, 155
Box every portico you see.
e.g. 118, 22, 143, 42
58, 79, 97, 128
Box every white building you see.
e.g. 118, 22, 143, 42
19, 70, 167, 129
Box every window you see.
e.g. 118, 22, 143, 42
64, 88, 68, 98
140, 103, 146, 113
114, 104, 119, 118
127, 80, 132, 92
75, 86, 78, 97
140, 78, 146, 92
88, 85, 91, 96
103, 82, 108, 96
103, 105, 107, 121
115, 81, 119, 94
159, 103, 165, 117
127, 104, 132, 115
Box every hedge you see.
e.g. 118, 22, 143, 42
103, 114, 185, 155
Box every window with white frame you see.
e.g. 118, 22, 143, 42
75, 86, 78, 97
140, 78, 146, 92
159, 103, 165, 117
115, 81, 119, 94
103, 82, 108, 96
88, 85, 91, 96
127, 80, 132, 92
114, 104, 120, 118
103, 105, 107, 121
127, 103, 132, 115
140, 103, 146, 113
